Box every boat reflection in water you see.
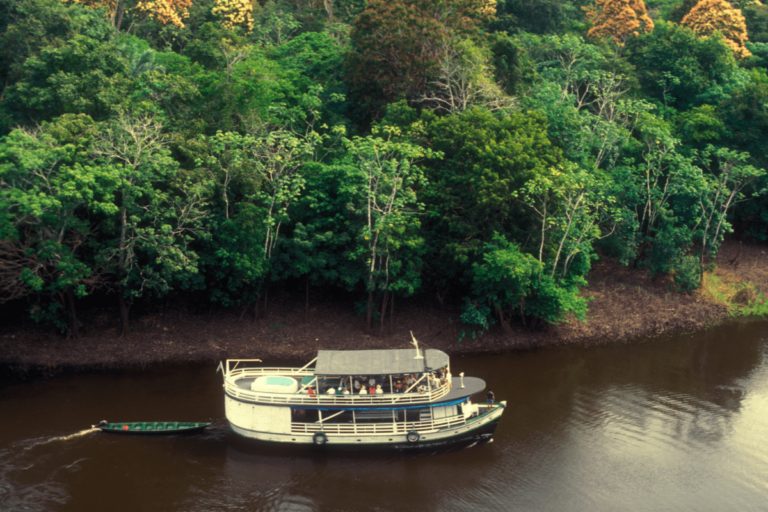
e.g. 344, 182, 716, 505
219, 340, 505, 449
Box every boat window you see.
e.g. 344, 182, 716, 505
405, 409, 427, 422
320, 410, 354, 424
354, 410, 396, 423
291, 409, 320, 422
290, 409, 358, 424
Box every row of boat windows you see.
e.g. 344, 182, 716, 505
291, 406, 461, 424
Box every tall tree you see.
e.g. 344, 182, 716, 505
682, 0, 752, 59
345, 126, 439, 332
0, 115, 117, 337
93, 113, 208, 336
584, 0, 654, 45
695, 146, 765, 268
346, 0, 495, 110
625, 21, 738, 110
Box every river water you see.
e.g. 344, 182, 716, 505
2, 320, 768, 511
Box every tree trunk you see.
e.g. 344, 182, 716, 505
118, 288, 130, 337
65, 290, 80, 340
379, 291, 389, 336
239, 303, 249, 321
366, 290, 374, 331
497, 308, 511, 333
115, 2, 125, 32
390, 292, 394, 332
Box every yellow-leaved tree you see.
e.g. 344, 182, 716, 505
681, 0, 752, 59
134, 0, 192, 27
584, 0, 655, 44
212, 0, 254, 32
65, 0, 192, 29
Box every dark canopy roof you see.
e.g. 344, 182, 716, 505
314, 349, 450, 376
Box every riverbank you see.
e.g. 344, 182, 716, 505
1, 240, 766, 375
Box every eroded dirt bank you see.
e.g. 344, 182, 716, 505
1, 240, 766, 375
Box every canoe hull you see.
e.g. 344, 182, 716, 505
98, 421, 211, 435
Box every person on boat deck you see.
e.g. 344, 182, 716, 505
394, 380, 403, 393
417, 383, 426, 394
375, 384, 383, 394
308, 387, 316, 396
359, 386, 368, 395
446, 372, 453, 388
368, 377, 376, 387
326, 387, 335, 394
342, 387, 350, 394
354, 379, 361, 391
336, 386, 344, 395
369, 385, 376, 394
486, 389, 494, 411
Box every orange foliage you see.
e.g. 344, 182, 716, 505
212, 0, 254, 32
584, 0, 654, 44
681, 0, 752, 59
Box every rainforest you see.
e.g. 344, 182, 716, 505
1, 0, 767, 353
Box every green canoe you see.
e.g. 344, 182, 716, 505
97, 420, 211, 435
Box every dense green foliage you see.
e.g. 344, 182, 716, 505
1, 0, 766, 338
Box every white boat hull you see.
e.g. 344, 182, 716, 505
225, 395, 505, 449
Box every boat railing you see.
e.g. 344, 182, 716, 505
227, 366, 316, 379
223, 368, 452, 406
290, 414, 466, 436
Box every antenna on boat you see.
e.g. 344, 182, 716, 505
410, 331, 424, 360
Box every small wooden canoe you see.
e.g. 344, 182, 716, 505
97, 421, 211, 435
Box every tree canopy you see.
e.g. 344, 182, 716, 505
0, 0, 766, 338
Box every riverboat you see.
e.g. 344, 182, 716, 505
219, 340, 506, 449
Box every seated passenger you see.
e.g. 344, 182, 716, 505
375, 384, 383, 394
359, 387, 368, 395
395, 380, 403, 393
308, 387, 316, 396
326, 387, 335, 394
342, 387, 350, 394
354, 380, 361, 391
369, 377, 376, 387
417, 384, 426, 394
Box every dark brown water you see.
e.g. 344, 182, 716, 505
2, 320, 768, 511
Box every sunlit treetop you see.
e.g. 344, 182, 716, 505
64, 0, 192, 28
682, 0, 752, 59
212, 0, 254, 32
475, 0, 498, 19
134, 0, 192, 27
584, 0, 654, 45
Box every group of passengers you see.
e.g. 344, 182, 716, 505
307, 369, 451, 396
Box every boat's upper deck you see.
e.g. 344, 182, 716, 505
222, 355, 484, 408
